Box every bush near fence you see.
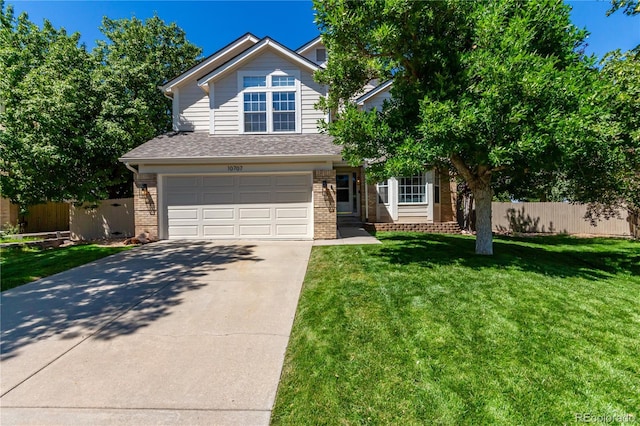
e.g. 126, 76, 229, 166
492, 202, 631, 236
70, 198, 134, 241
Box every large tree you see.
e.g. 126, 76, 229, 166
314, 0, 604, 254
569, 48, 639, 229
0, 4, 201, 206
92, 16, 201, 198
0, 2, 103, 205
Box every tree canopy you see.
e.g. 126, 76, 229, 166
314, 0, 633, 254
0, 2, 201, 206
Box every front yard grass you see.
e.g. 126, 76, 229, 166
1, 244, 132, 292
272, 233, 639, 425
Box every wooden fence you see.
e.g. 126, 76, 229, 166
70, 198, 134, 241
492, 202, 631, 236
0, 197, 19, 230
22, 202, 70, 233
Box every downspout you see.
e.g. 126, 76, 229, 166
124, 162, 139, 177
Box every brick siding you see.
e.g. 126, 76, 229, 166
364, 222, 461, 234
313, 170, 337, 239
133, 173, 158, 239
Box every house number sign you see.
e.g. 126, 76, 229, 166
227, 165, 243, 172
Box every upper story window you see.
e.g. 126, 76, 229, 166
399, 175, 426, 204
316, 48, 326, 63
239, 71, 300, 134
272, 76, 295, 87
243, 76, 266, 88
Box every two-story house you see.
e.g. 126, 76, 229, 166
119, 34, 458, 240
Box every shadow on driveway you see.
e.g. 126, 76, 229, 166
1, 241, 263, 362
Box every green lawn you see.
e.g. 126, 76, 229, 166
1, 244, 132, 292
272, 233, 639, 425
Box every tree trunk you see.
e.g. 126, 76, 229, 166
472, 184, 493, 255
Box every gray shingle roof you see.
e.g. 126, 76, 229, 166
120, 132, 343, 162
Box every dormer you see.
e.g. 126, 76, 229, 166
356, 80, 393, 111
161, 33, 260, 132
196, 37, 326, 135
161, 34, 329, 135
296, 36, 327, 68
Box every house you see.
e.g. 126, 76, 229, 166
119, 34, 458, 240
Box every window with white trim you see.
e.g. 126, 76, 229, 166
239, 71, 300, 133
399, 175, 426, 204
377, 180, 389, 204
243, 92, 266, 132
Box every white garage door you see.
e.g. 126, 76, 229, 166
164, 174, 312, 239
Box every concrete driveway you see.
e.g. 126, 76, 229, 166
1, 240, 312, 425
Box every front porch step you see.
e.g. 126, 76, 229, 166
337, 216, 364, 227
364, 222, 462, 234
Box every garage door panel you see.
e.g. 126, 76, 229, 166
169, 226, 199, 237
166, 192, 199, 205
275, 190, 309, 203
165, 174, 312, 239
203, 176, 233, 187
167, 209, 199, 220
239, 176, 272, 186
203, 225, 235, 237
239, 225, 272, 236
239, 192, 271, 203
276, 224, 308, 236
202, 192, 234, 204
168, 177, 200, 188
276, 207, 308, 219
239, 208, 271, 220
203, 208, 234, 220
276, 175, 308, 186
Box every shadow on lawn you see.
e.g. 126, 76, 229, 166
0, 241, 262, 362
376, 233, 640, 280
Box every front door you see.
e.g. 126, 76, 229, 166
336, 173, 355, 214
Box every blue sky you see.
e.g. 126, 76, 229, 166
7, 1, 640, 61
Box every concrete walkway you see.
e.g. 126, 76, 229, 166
1, 240, 312, 425
313, 226, 381, 246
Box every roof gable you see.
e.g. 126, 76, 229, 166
160, 32, 260, 94
296, 36, 323, 55
197, 37, 320, 89
356, 80, 393, 106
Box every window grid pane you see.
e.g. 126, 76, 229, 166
272, 76, 295, 87
243, 76, 266, 88
244, 92, 267, 132
273, 92, 295, 132
244, 113, 266, 132
316, 48, 327, 62
399, 176, 425, 203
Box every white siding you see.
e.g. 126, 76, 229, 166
300, 70, 326, 133
212, 50, 326, 135
176, 81, 209, 132
212, 71, 239, 134
363, 90, 392, 111
398, 204, 431, 223
299, 43, 327, 67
